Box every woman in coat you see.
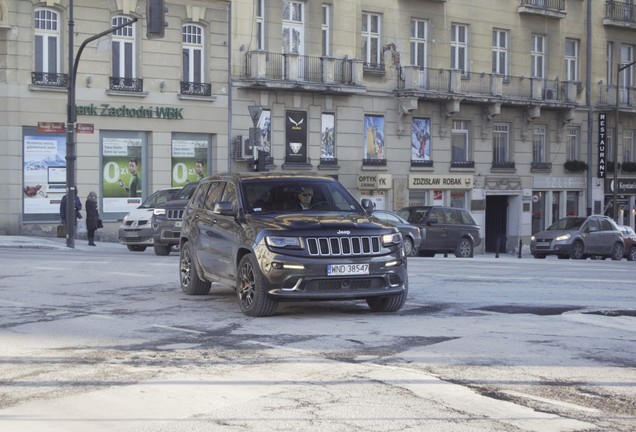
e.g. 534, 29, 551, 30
85, 191, 101, 246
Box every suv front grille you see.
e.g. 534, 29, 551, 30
166, 209, 184, 220
306, 236, 381, 256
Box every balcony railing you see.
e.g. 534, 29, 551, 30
450, 160, 475, 169
598, 83, 636, 107
31, 72, 68, 88
519, 0, 566, 13
605, 1, 636, 24
109, 77, 143, 93
241, 51, 361, 87
492, 161, 516, 169
180, 81, 212, 97
398, 66, 577, 104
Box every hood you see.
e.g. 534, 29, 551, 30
247, 212, 395, 234
535, 229, 576, 239
123, 207, 154, 222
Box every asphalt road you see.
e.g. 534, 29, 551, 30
0, 243, 634, 431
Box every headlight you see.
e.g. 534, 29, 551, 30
382, 232, 402, 246
530, 235, 535, 241
266, 236, 302, 249
555, 233, 571, 241
153, 208, 166, 216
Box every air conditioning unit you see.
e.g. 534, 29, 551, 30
543, 88, 557, 101
234, 135, 253, 160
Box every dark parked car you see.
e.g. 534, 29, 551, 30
398, 206, 481, 257
371, 210, 422, 256
618, 225, 636, 261
179, 172, 409, 317
530, 215, 624, 260
151, 182, 199, 256
118, 187, 180, 252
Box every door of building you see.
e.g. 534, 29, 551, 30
486, 195, 508, 253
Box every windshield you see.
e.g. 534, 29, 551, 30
241, 179, 363, 214
547, 217, 586, 231
175, 182, 198, 200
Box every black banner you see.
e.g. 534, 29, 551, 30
285, 111, 307, 163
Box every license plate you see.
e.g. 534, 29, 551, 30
174, 221, 182, 228
537, 241, 550, 246
327, 263, 369, 276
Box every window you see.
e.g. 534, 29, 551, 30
321, 113, 336, 162
182, 24, 204, 84
256, 0, 265, 50
624, 130, 635, 162
451, 24, 468, 75
492, 29, 508, 76
34, 8, 60, 75
532, 125, 546, 163
283, 1, 304, 55
607, 42, 614, 85
451, 120, 469, 162
322, 4, 330, 57
410, 19, 427, 68
531, 34, 545, 79
566, 191, 579, 216
607, 128, 615, 162
564, 39, 578, 81
362, 13, 382, 69
493, 124, 510, 163
566, 127, 580, 160
620, 44, 634, 103
112, 16, 136, 79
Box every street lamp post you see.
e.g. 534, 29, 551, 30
614, 60, 636, 222
65, 0, 76, 248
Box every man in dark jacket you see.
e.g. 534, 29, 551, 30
60, 191, 82, 232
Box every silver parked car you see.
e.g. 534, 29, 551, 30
530, 215, 624, 260
371, 210, 422, 256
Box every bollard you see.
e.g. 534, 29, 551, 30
495, 237, 500, 258
518, 239, 522, 258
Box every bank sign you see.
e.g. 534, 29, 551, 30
76, 103, 183, 120
408, 174, 473, 189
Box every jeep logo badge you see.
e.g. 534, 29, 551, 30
337, 230, 350, 235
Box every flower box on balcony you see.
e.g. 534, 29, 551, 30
564, 160, 588, 172
621, 162, 636, 173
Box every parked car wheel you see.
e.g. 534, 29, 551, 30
403, 237, 414, 257
366, 288, 408, 313
455, 238, 473, 258
237, 254, 278, 317
628, 245, 636, 261
610, 242, 624, 261
127, 245, 147, 252
570, 241, 585, 259
179, 241, 211, 295
154, 243, 171, 256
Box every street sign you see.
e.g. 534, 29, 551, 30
37, 122, 65, 133
75, 123, 94, 134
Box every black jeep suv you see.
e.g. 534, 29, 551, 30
179, 172, 409, 317
151, 181, 198, 255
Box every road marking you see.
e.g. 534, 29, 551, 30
151, 324, 205, 335
502, 390, 601, 413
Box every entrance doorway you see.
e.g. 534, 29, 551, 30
486, 195, 508, 253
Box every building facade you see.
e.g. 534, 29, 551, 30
2, 0, 636, 253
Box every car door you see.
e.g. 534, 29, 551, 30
212, 181, 243, 280
582, 218, 602, 254
195, 181, 227, 279
599, 218, 619, 255
443, 208, 463, 249
424, 208, 448, 251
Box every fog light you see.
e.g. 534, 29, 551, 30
385, 259, 401, 267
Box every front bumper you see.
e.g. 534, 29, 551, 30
153, 219, 182, 246
118, 226, 155, 246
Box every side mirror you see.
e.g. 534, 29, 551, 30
361, 198, 375, 214
214, 201, 235, 216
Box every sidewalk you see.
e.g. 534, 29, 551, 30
0, 235, 123, 251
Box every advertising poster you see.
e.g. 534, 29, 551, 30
171, 140, 208, 187
412, 118, 431, 161
23, 133, 67, 215
321, 113, 335, 160
102, 137, 143, 213
258, 109, 271, 153
363, 115, 385, 160
285, 110, 307, 162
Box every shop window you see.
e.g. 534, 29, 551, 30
566, 191, 579, 216
532, 191, 546, 234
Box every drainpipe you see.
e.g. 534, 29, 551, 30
586, 0, 593, 216
227, 0, 233, 171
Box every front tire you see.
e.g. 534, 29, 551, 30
570, 241, 585, 259
366, 288, 408, 313
403, 237, 414, 257
237, 254, 278, 317
154, 242, 171, 256
179, 241, 211, 295
455, 238, 473, 258
628, 245, 636, 261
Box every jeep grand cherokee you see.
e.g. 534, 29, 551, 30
179, 172, 409, 317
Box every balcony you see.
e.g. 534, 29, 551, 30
597, 83, 636, 110
31, 72, 68, 88
397, 66, 578, 111
603, 1, 636, 29
180, 81, 212, 97
109, 77, 143, 93
518, 0, 566, 18
237, 51, 366, 95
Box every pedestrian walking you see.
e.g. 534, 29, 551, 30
85, 191, 101, 246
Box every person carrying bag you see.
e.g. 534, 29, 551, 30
85, 191, 101, 246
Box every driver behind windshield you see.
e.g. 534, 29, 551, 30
294, 186, 313, 210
